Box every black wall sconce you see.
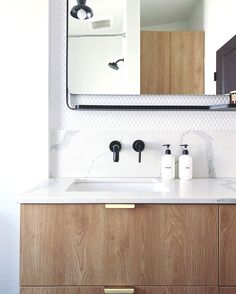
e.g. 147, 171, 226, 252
70, 0, 94, 20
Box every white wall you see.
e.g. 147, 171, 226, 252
204, 0, 236, 94
68, 37, 125, 94
0, 0, 48, 293
141, 21, 189, 31
142, 0, 203, 31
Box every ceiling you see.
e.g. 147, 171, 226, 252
68, 0, 202, 35
141, 0, 201, 26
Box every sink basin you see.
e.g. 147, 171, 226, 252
67, 178, 170, 193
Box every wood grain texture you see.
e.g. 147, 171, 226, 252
132, 205, 218, 286
171, 31, 204, 94
220, 288, 236, 294
220, 206, 236, 286
136, 286, 218, 294
20, 287, 218, 294
20, 205, 218, 286
141, 31, 171, 94
20, 287, 103, 294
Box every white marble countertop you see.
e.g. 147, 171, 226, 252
18, 177, 236, 204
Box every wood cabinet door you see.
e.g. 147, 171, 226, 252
20, 287, 218, 294
171, 31, 204, 94
21, 205, 218, 286
136, 286, 218, 294
141, 31, 171, 94
20, 287, 103, 294
220, 288, 236, 294
220, 205, 236, 286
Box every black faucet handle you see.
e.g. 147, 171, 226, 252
133, 140, 145, 163
109, 141, 122, 162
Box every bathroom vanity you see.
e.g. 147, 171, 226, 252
25, 0, 236, 292
19, 178, 236, 294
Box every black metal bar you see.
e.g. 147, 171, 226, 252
76, 105, 211, 111
210, 104, 236, 110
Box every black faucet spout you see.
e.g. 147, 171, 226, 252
112, 145, 120, 162
109, 141, 122, 162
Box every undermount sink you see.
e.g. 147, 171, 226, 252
67, 178, 170, 193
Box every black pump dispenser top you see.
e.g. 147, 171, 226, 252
180, 144, 189, 155
163, 144, 171, 155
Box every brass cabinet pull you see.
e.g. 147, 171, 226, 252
105, 204, 135, 209
104, 288, 134, 294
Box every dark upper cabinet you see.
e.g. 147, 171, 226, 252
216, 35, 236, 95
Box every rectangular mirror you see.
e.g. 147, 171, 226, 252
67, 0, 236, 96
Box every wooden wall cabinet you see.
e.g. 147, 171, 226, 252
141, 31, 204, 95
141, 32, 171, 94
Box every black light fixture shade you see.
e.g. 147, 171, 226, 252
70, 0, 94, 20
108, 58, 124, 70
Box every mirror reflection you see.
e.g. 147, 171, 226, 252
67, 0, 236, 96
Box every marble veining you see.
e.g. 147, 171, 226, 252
50, 130, 236, 178
221, 178, 236, 193
195, 131, 216, 177
180, 130, 216, 177
50, 130, 79, 151
85, 151, 111, 178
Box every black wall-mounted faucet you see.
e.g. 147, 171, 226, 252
109, 141, 122, 162
133, 140, 145, 163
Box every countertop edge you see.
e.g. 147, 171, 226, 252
18, 177, 236, 204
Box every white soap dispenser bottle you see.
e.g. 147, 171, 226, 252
161, 144, 175, 180
179, 144, 193, 180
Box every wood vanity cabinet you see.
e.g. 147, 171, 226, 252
20, 287, 104, 294
220, 289, 236, 294
141, 31, 204, 95
220, 205, 236, 286
135, 287, 218, 294
20, 204, 218, 288
20, 286, 218, 294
